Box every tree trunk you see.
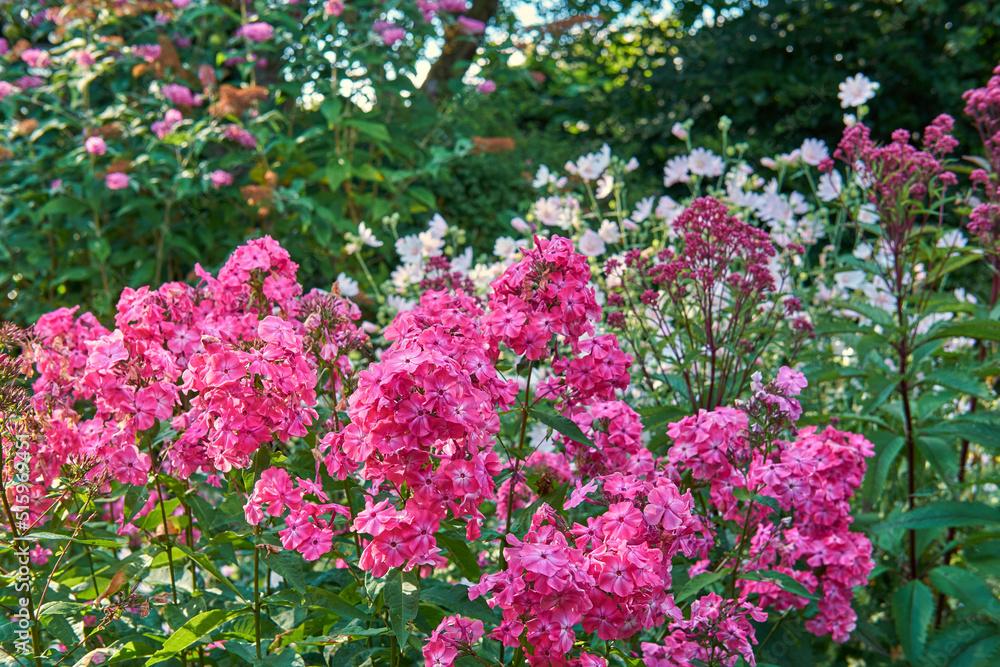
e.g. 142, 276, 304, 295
422, 0, 499, 100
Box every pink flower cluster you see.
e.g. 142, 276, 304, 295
327, 289, 517, 576
963, 65, 1000, 254
834, 118, 958, 240
245, 468, 350, 561
666, 371, 875, 643
469, 479, 701, 667
423, 616, 485, 667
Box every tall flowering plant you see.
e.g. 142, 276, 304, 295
0, 232, 878, 665
0, 0, 502, 322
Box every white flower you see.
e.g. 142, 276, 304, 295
954, 287, 978, 304
387, 295, 417, 313
655, 196, 680, 222
494, 237, 527, 261
532, 164, 552, 188
817, 171, 843, 202
853, 241, 873, 261
577, 229, 607, 257
944, 336, 976, 353
418, 230, 444, 257
863, 280, 896, 312
663, 156, 690, 186
596, 173, 614, 199
470, 262, 504, 290
687, 148, 724, 177
671, 122, 688, 140
857, 203, 879, 224
534, 196, 564, 227
391, 262, 423, 291
427, 213, 448, 239
511, 216, 531, 233
937, 229, 967, 249
814, 281, 841, 303
796, 217, 825, 245
395, 235, 424, 264
632, 196, 656, 223
625, 157, 639, 172
358, 221, 382, 248
844, 113, 857, 127
573, 143, 612, 181
834, 270, 866, 290
838, 73, 880, 109
452, 247, 473, 274
799, 138, 829, 166
598, 219, 621, 244
336, 272, 359, 297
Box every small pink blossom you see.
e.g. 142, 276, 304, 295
457, 16, 486, 34
210, 170, 233, 188
106, 172, 130, 190
237, 22, 275, 42
85, 136, 107, 156
133, 44, 162, 62
162, 83, 202, 106
477, 80, 496, 94
21, 48, 51, 68
74, 50, 96, 67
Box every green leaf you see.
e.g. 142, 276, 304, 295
122, 486, 150, 527
738, 570, 818, 600
922, 417, 1000, 453
437, 531, 481, 581
923, 369, 994, 401
420, 580, 497, 623
928, 566, 999, 618
384, 568, 420, 646
345, 119, 391, 143
867, 436, 906, 502
529, 408, 596, 448
321, 98, 343, 125
145, 609, 247, 665
263, 549, 307, 596
175, 544, 248, 602
833, 300, 897, 328
924, 321, 1000, 343
676, 569, 731, 602
893, 580, 934, 664
303, 587, 377, 622
326, 161, 351, 191
28, 531, 122, 548
875, 502, 1000, 532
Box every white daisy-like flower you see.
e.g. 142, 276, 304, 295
357, 221, 383, 248
687, 148, 724, 177
598, 218, 621, 244
663, 156, 691, 186
936, 229, 967, 249
573, 144, 612, 181
596, 173, 614, 199
395, 234, 424, 264
336, 272, 359, 298
427, 213, 448, 239
834, 270, 866, 290
799, 138, 829, 166
632, 196, 656, 223
817, 171, 843, 202
838, 73, 880, 108
577, 229, 607, 258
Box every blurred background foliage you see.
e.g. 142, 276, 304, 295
2, 0, 1000, 324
